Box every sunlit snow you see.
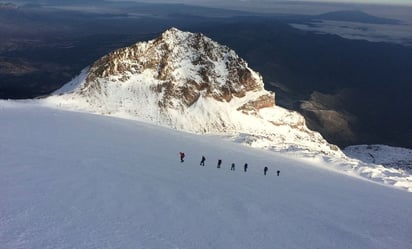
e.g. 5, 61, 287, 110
1, 101, 411, 249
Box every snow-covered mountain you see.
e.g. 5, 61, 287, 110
45, 27, 339, 156
41, 28, 412, 191
2, 27, 411, 249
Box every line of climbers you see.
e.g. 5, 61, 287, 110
179, 152, 280, 176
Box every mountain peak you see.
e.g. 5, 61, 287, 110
47, 28, 340, 155
81, 27, 268, 108
161, 27, 190, 40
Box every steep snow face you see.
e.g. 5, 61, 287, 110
45, 28, 339, 156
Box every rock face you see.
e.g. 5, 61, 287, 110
47, 28, 340, 155
82, 27, 273, 112
298, 91, 358, 147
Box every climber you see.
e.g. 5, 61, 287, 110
179, 152, 185, 163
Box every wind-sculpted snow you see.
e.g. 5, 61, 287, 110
1, 101, 412, 249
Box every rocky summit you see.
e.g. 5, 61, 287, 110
82, 27, 273, 111
46, 28, 340, 155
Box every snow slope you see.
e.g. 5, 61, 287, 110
1, 101, 412, 249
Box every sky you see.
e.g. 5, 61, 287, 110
6, 0, 412, 6
8, 0, 411, 7
302, 0, 411, 4
129, 0, 412, 6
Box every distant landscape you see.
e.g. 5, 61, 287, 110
1, 0, 412, 149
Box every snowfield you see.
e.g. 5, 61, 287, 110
1, 101, 411, 249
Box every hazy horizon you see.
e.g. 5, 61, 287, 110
122, 0, 412, 7
6, 0, 412, 6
